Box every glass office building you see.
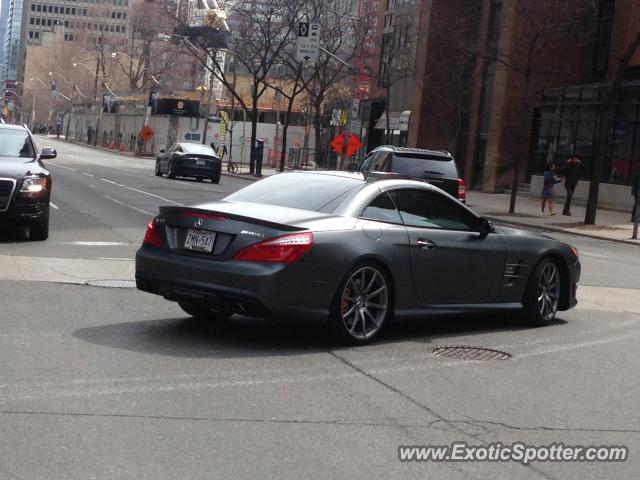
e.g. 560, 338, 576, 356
532, 83, 640, 185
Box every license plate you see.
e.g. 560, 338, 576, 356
196, 159, 206, 166
184, 229, 216, 252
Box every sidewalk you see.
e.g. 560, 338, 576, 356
42, 136, 638, 245
467, 191, 639, 246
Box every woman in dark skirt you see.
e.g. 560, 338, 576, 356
541, 163, 561, 216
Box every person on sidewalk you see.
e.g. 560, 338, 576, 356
541, 162, 561, 216
560, 155, 582, 216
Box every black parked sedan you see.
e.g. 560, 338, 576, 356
136, 171, 580, 344
0, 123, 55, 240
155, 143, 222, 183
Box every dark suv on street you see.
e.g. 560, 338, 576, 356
357, 146, 466, 202
0, 123, 56, 240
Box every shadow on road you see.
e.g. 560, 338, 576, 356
72, 312, 567, 359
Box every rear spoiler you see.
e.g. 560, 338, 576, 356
158, 206, 307, 232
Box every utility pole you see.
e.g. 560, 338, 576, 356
93, 59, 102, 147
201, 64, 215, 145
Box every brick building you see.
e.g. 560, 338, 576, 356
404, 0, 596, 192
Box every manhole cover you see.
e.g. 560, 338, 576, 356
85, 279, 136, 288
432, 345, 511, 361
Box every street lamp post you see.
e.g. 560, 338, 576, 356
73, 62, 104, 146
49, 71, 72, 138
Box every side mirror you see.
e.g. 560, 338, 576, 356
347, 162, 359, 172
159, 149, 165, 154
477, 217, 492, 238
40, 147, 57, 160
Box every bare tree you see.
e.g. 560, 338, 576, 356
171, 0, 306, 172
584, 28, 640, 224
302, 1, 358, 161
113, 2, 180, 93
479, 0, 595, 213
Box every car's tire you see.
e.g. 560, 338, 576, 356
179, 303, 232, 322
167, 160, 176, 179
329, 262, 392, 345
30, 216, 49, 241
522, 257, 562, 326
211, 174, 221, 184
154, 160, 162, 176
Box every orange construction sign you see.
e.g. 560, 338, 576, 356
345, 134, 362, 158
330, 131, 345, 155
139, 125, 154, 142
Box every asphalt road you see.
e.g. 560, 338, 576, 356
1, 139, 640, 479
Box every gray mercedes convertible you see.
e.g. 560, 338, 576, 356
135, 171, 580, 344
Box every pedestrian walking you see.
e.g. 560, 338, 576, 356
541, 162, 561, 216
560, 155, 582, 216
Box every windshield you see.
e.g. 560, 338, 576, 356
0, 130, 36, 159
225, 173, 364, 212
392, 153, 458, 178
181, 144, 216, 156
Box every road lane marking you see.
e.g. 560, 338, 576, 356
99, 178, 125, 187
69, 241, 129, 246
580, 251, 608, 258
99, 177, 183, 205
49, 202, 59, 210
104, 195, 155, 216
81, 173, 94, 177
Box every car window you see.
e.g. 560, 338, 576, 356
182, 144, 216, 155
0, 129, 36, 159
360, 153, 375, 171
372, 152, 391, 172
225, 173, 365, 212
360, 192, 403, 224
391, 153, 458, 178
389, 188, 477, 231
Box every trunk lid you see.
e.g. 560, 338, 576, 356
156, 202, 336, 260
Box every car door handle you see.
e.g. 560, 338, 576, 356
416, 238, 437, 249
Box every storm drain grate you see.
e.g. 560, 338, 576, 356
432, 345, 511, 361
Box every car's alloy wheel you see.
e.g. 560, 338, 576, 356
154, 161, 162, 176
167, 161, 176, 179
332, 264, 391, 343
537, 262, 560, 322
523, 258, 561, 326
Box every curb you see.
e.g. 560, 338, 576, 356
484, 215, 640, 247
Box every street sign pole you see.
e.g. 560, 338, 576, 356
296, 22, 320, 63
633, 176, 640, 240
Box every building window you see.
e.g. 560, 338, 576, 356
47, 19, 52, 26
54, 6, 58, 13
30, 17, 34, 24
31, 4, 35, 11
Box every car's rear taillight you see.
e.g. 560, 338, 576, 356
457, 178, 466, 202
143, 219, 162, 247
233, 232, 314, 263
